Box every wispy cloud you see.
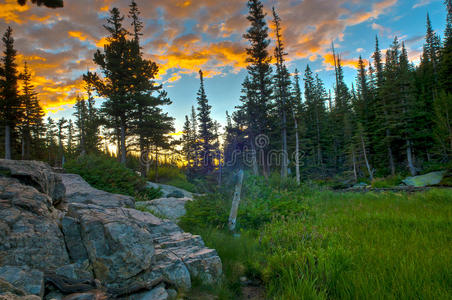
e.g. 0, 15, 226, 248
413, 0, 432, 9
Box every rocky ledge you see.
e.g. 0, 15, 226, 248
0, 160, 222, 300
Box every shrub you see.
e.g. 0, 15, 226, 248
371, 175, 403, 188
65, 154, 161, 199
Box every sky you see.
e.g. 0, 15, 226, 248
0, 0, 448, 133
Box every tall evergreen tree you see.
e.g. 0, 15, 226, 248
18, 62, 44, 160
56, 118, 67, 167
90, 7, 135, 164
241, 0, 273, 176
272, 7, 291, 178
196, 70, 217, 173
440, 0, 452, 93
0, 27, 21, 159
73, 94, 87, 155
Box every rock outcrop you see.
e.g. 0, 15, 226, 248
136, 197, 193, 221
146, 182, 193, 198
61, 174, 134, 208
0, 160, 222, 299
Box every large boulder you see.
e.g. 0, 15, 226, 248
136, 197, 192, 221
146, 182, 193, 199
402, 171, 446, 187
0, 177, 70, 271
0, 160, 221, 299
65, 203, 221, 291
66, 204, 154, 285
0, 160, 65, 205
61, 174, 134, 208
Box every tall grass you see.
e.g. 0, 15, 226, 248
182, 177, 452, 299
263, 189, 452, 299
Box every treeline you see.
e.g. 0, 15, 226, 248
0, 1, 175, 176
209, 0, 451, 182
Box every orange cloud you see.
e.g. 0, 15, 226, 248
0, 0, 29, 24
323, 53, 368, 69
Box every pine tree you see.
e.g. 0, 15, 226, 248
18, 62, 44, 160
190, 106, 200, 168
182, 115, 193, 167
66, 119, 75, 159
73, 94, 87, 155
399, 43, 418, 175
242, 0, 273, 176
91, 7, 135, 164
440, 0, 452, 93
45, 117, 57, 165
291, 69, 302, 184
272, 7, 291, 179
0, 27, 21, 160
196, 70, 217, 173
56, 118, 67, 167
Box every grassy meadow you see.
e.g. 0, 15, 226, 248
180, 178, 452, 300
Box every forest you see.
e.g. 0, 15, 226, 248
0, 0, 451, 299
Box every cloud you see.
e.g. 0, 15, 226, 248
0, 0, 400, 112
413, 0, 432, 9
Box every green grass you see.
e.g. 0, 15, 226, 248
261, 189, 452, 299
181, 176, 452, 300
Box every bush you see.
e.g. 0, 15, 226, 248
371, 175, 403, 188
65, 154, 161, 199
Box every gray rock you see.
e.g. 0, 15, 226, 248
402, 171, 446, 187
136, 197, 192, 221
0, 160, 65, 205
55, 260, 93, 280
0, 293, 40, 300
166, 289, 177, 300
0, 278, 27, 296
61, 217, 89, 262
0, 266, 44, 298
61, 174, 134, 208
67, 204, 155, 285
128, 284, 168, 300
0, 177, 70, 270
146, 182, 193, 199
44, 290, 63, 300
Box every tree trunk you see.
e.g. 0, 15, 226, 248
218, 150, 222, 186
25, 132, 31, 160
145, 146, 150, 175
21, 137, 25, 160
406, 139, 416, 176
293, 111, 300, 185
5, 125, 11, 160
387, 141, 395, 176
281, 110, 288, 179
250, 137, 258, 176
228, 169, 244, 232
352, 146, 358, 182
139, 135, 146, 177
120, 120, 126, 165
154, 146, 159, 183
361, 134, 373, 181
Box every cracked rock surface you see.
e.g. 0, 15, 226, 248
0, 160, 222, 299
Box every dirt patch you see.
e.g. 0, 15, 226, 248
241, 285, 266, 300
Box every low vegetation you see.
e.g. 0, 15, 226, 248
65, 154, 161, 200
180, 174, 452, 300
